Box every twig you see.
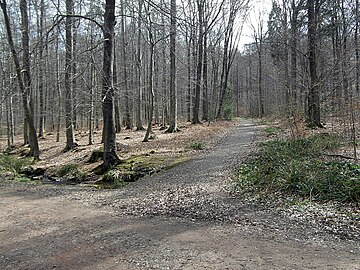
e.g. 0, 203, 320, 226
323, 154, 355, 160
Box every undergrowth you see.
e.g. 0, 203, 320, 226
101, 169, 126, 188
188, 142, 205, 150
264, 126, 282, 136
57, 163, 86, 180
0, 154, 32, 174
237, 133, 360, 204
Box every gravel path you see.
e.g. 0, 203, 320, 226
0, 119, 359, 270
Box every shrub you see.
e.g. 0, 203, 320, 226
57, 163, 79, 177
57, 163, 86, 181
101, 169, 126, 188
264, 126, 282, 135
0, 154, 32, 174
237, 133, 359, 204
189, 142, 205, 150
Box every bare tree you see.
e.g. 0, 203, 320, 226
166, 0, 179, 132
120, 0, 132, 130
37, 0, 46, 138
64, 0, 77, 150
143, 11, 155, 142
307, 0, 321, 127
192, 0, 204, 124
135, 0, 145, 131
102, 0, 120, 169
0, 0, 40, 159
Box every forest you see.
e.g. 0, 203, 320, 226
0, 0, 359, 268
0, 0, 359, 187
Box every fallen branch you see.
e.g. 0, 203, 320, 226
324, 154, 355, 160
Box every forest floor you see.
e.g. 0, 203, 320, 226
0, 118, 359, 270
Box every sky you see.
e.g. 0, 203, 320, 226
239, 0, 273, 49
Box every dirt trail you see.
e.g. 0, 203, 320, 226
0, 119, 359, 270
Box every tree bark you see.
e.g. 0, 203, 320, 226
355, 0, 360, 95
290, 0, 299, 105
113, 46, 121, 133
166, 0, 179, 132
1, 0, 40, 159
64, 0, 76, 150
143, 25, 155, 142
202, 31, 209, 121
192, 0, 204, 124
135, 0, 144, 131
120, 0, 132, 130
102, 0, 120, 170
38, 0, 45, 138
307, 0, 321, 127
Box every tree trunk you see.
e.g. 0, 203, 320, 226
258, 38, 264, 117
290, 0, 299, 105
166, 0, 178, 132
102, 0, 120, 170
6, 95, 14, 149
355, 0, 359, 95
64, 0, 76, 150
186, 29, 192, 122
89, 54, 95, 145
120, 0, 132, 130
1, 0, 40, 159
192, 0, 204, 124
143, 28, 155, 142
307, 0, 321, 127
38, 0, 45, 138
113, 47, 121, 133
135, 0, 144, 131
202, 31, 209, 121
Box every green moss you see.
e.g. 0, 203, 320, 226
57, 163, 87, 181
57, 163, 79, 177
99, 154, 189, 189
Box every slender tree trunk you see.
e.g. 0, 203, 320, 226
202, 31, 209, 121
166, 0, 178, 132
102, 0, 120, 170
282, 0, 290, 111
56, 23, 61, 143
192, 0, 204, 124
143, 29, 155, 142
6, 95, 14, 149
113, 47, 121, 133
38, 0, 45, 138
135, 0, 144, 131
307, 0, 321, 127
72, 16, 78, 130
290, 0, 298, 105
89, 54, 95, 145
186, 30, 192, 122
64, 0, 76, 150
258, 39, 264, 117
340, 0, 349, 104
120, 0, 132, 130
355, 0, 359, 95
154, 52, 160, 124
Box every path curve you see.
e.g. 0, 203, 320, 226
0, 119, 359, 270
